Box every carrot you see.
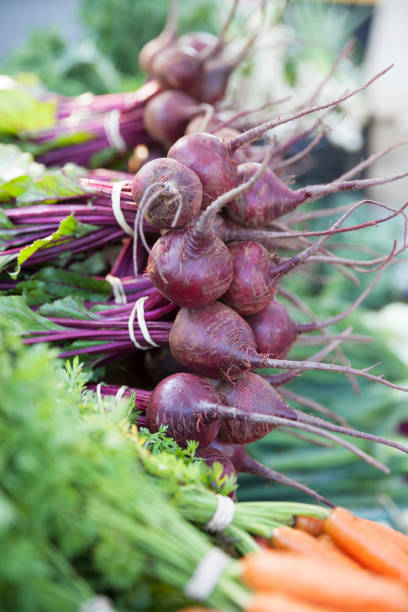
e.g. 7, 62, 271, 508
325, 507, 408, 584
241, 550, 408, 612
295, 515, 325, 537
317, 533, 362, 569
271, 525, 359, 569
246, 592, 339, 612
359, 519, 408, 556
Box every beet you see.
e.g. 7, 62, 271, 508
131, 157, 203, 229
143, 90, 202, 148
169, 301, 255, 379
216, 372, 296, 444
222, 241, 280, 316
151, 44, 203, 95
147, 227, 233, 308
146, 372, 221, 447
145, 162, 275, 308
196, 58, 238, 104
246, 300, 298, 357
168, 132, 239, 207
246, 264, 392, 357
169, 300, 408, 392
226, 162, 408, 228
145, 373, 408, 500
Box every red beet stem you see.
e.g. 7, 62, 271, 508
297, 259, 391, 333
211, 405, 390, 473
300, 170, 408, 203
199, 0, 239, 61
257, 354, 408, 393
229, 65, 393, 150
294, 410, 408, 456
242, 454, 333, 507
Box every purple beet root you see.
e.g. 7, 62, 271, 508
195, 58, 238, 104
226, 162, 408, 228
215, 372, 296, 444
131, 157, 203, 229
146, 372, 221, 447
147, 228, 233, 308
169, 301, 257, 380
222, 241, 280, 316
151, 44, 203, 95
246, 299, 297, 357
143, 90, 202, 148
145, 373, 408, 496
226, 164, 301, 227
167, 132, 239, 207
169, 300, 408, 392
246, 264, 392, 357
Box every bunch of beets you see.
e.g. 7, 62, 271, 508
7, 1, 408, 505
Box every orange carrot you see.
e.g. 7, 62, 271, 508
271, 525, 359, 569
295, 515, 325, 537
317, 533, 362, 569
246, 592, 339, 612
241, 550, 408, 612
325, 507, 408, 584
359, 518, 408, 556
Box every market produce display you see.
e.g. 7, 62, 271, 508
1, 0, 408, 610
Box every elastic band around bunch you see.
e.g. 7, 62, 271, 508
127, 296, 160, 350
184, 548, 231, 601
104, 108, 127, 153
205, 494, 235, 533
105, 273, 127, 304
114, 385, 128, 408
111, 180, 134, 236
96, 383, 103, 409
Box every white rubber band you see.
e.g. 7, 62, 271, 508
96, 383, 103, 409
105, 274, 127, 304
114, 385, 128, 408
127, 297, 159, 350
104, 108, 127, 153
185, 548, 230, 601
65, 108, 91, 127
205, 495, 235, 533
111, 180, 134, 236
128, 301, 145, 350
136, 296, 160, 348
76, 92, 95, 106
